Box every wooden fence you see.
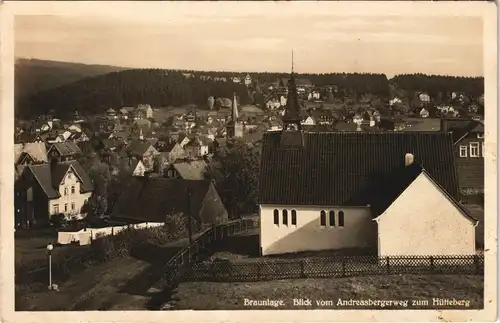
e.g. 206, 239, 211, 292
164, 217, 259, 287
183, 254, 484, 282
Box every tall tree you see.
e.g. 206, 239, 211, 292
204, 138, 261, 217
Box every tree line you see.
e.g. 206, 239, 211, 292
17, 68, 483, 120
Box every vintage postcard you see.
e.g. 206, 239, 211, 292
0, 1, 497, 322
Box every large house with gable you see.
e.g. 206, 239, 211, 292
15, 160, 93, 227
257, 71, 478, 257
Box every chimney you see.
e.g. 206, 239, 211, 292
405, 153, 414, 166
440, 119, 449, 132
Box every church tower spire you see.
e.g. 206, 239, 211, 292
226, 92, 243, 138
282, 50, 302, 131
232, 92, 239, 122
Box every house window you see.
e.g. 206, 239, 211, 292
291, 210, 297, 225
273, 209, 279, 225
338, 211, 345, 227
320, 210, 326, 226
282, 210, 288, 225
71, 202, 75, 211
469, 142, 480, 157
53, 204, 59, 214
329, 211, 335, 227
477, 133, 484, 139
459, 146, 468, 157
71, 186, 75, 194
64, 187, 68, 196
64, 203, 68, 212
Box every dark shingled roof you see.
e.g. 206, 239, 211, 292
126, 140, 153, 157
49, 142, 82, 156
449, 120, 485, 144
258, 131, 460, 207
24, 160, 93, 199
112, 178, 227, 224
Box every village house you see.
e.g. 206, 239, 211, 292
124, 138, 160, 171
420, 107, 430, 118
443, 119, 485, 203
118, 107, 135, 120
184, 136, 211, 159
244, 74, 252, 86
257, 71, 477, 257
14, 142, 49, 180
117, 157, 147, 177
164, 159, 208, 180
161, 140, 187, 163
232, 76, 242, 84
136, 104, 154, 119
95, 117, 117, 133
112, 177, 228, 226
47, 142, 82, 162
418, 92, 431, 103
213, 76, 227, 82
15, 160, 93, 227
106, 108, 117, 120
15, 132, 46, 145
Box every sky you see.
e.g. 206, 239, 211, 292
14, 11, 484, 78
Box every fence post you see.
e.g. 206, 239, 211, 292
386, 257, 390, 274
474, 255, 480, 274
430, 256, 434, 273
342, 256, 346, 277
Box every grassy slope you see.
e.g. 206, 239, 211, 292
15, 58, 127, 100
171, 275, 483, 310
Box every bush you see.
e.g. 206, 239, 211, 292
50, 213, 67, 228
89, 214, 191, 262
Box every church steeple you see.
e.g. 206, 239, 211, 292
231, 92, 239, 122
226, 92, 243, 138
282, 50, 302, 131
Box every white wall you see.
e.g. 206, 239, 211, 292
57, 222, 164, 245
48, 167, 92, 220
375, 172, 477, 257
133, 161, 146, 176
259, 205, 376, 256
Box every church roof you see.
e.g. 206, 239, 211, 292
258, 131, 461, 209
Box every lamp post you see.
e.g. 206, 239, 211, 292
46, 243, 53, 290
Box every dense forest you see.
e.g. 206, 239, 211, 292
390, 73, 484, 99
16, 64, 484, 119
15, 58, 127, 103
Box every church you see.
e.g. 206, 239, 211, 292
257, 69, 478, 257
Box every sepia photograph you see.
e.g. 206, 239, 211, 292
0, 1, 497, 322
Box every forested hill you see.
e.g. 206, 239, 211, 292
390, 74, 484, 98
17, 69, 253, 118
15, 58, 128, 102
16, 66, 484, 119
